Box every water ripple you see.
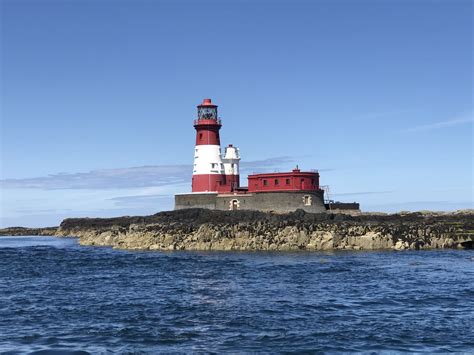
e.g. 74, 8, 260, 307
0, 236, 473, 352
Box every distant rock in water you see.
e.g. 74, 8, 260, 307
52, 209, 474, 251
0, 226, 57, 236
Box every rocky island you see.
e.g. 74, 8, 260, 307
5, 208, 471, 251
2, 209, 472, 251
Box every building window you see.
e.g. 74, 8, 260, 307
286, 178, 291, 185
311, 179, 315, 185
199, 133, 203, 140
274, 179, 279, 185
303, 195, 312, 206
263, 179, 268, 186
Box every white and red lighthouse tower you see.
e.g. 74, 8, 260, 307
192, 99, 235, 192
176, 98, 344, 213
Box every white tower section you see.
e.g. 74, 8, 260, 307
222, 144, 240, 176
193, 145, 225, 175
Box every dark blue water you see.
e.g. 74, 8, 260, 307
0, 236, 473, 353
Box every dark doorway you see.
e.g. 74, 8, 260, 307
231, 199, 239, 210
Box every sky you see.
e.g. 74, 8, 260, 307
1, 0, 472, 227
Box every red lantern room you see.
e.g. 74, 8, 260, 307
194, 99, 221, 146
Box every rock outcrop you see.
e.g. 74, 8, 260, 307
0, 226, 58, 236
54, 209, 474, 251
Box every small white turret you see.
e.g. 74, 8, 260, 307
222, 144, 240, 176
222, 144, 240, 190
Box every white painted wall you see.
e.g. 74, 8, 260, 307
222, 146, 240, 175
193, 145, 225, 175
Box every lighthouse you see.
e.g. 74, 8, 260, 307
192, 99, 228, 192
177, 98, 358, 213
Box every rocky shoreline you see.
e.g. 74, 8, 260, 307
0, 226, 58, 236
50, 209, 474, 251
2, 209, 472, 251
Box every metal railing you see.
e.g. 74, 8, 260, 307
194, 118, 222, 125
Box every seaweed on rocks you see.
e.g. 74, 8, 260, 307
50, 208, 474, 251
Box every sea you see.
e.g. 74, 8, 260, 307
0, 236, 473, 353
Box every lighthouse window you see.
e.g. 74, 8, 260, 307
199, 133, 203, 140
274, 179, 279, 185
263, 179, 268, 186
286, 178, 291, 185
198, 107, 217, 120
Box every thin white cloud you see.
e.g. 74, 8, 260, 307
0, 165, 190, 190
406, 116, 473, 132
239, 156, 294, 170
332, 190, 394, 197
0, 157, 298, 190
108, 194, 172, 207
363, 200, 473, 213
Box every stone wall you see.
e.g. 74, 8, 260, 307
175, 193, 217, 210
325, 202, 360, 212
216, 191, 326, 213
175, 191, 326, 213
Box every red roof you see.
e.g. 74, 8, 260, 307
198, 98, 217, 107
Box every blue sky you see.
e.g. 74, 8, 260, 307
1, 0, 472, 227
